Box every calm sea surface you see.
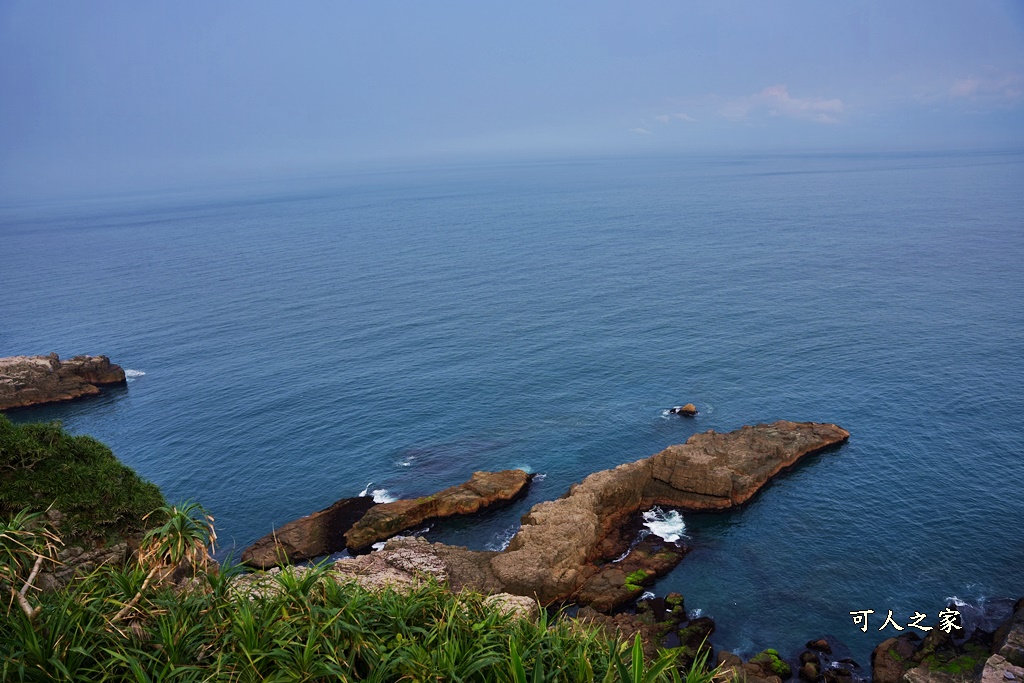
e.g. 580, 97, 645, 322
3, 151, 1023, 662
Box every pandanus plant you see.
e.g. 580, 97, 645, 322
111, 500, 216, 623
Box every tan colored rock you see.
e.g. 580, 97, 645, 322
331, 536, 502, 594
0, 353, 126, 410
241, 496, 376, 569
670, 404, 698, 416
484, 593, 540, 621
491, 421, 849, 603
980, 654, 1024, 683
345, 470, 532, 552
903, 668, 962, 683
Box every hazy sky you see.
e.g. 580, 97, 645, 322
2, 1, 1023, 199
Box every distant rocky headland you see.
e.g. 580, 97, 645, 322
0, 353, 126, 410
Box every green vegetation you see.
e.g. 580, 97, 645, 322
0, 503, 722, 682
0, 416, 165, 545
624, 569, 651, 592
920, 643, 989, 677
749, 649, 792, 679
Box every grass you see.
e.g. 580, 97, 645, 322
0, 415, 165, 546
0, 503, 725, 683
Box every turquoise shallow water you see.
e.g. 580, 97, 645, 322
2, 151, 1023, 663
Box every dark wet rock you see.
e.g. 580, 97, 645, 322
576, 605, 686, 662
801, 652, 822, 666
345, 470, 532, 553
808, 639, 834, 654
873, 607, 1014, 683
994, 599, 1024, 667
748, 649, 793, 680
491, 421, 850, 603
823, 667, 854, 683
675, 616, 716, 670
575, 535, 689, 612
872, 634, 919, 683
0, 353, 126, 410
242, 496, 376, 569
800, 662, 821, 682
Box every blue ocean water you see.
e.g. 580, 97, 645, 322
2, 151, 1023, 663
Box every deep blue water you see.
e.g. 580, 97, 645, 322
3, 151, 1023, 663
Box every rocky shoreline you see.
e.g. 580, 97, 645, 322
242, 420, 848, 611
0, 353, 127, 410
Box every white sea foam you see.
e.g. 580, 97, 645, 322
515, 464, 534, 474
358, 482, 397, 503
486, 525, 519, 551
371, 541, 386, 551
533, 473, 547, 482
125, 369, 145, 381
642, 507, 686, 543
689, 608, 702, 619
372, 489, 397, 503
640, 591, 656, 601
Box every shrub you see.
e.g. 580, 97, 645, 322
0, 415, 165, 545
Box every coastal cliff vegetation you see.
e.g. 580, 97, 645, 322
0, 415, 164, 545
0, 418, 716, 682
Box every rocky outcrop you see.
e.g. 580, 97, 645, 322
575, 534, 690, 612
490, 421, 849, 603
670, 404, 698, 416
332, 536, 504, 593
345, 470, 533, 553
980, 655, 1024, 683
872, 633, 921, 683
868, 599, 1024, 683
0, 353, 126, 410
993, 598, 1024, 667
241, 496, 377, 569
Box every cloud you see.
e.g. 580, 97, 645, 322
723, 85, 845, 124
948, 73, 1023, 102
630, 127, 653, 135
652, 112, 697, 126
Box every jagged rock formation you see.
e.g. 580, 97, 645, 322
242, 496, 377, 569
871, 599, 1024, 683
490, 421, 850, 603
241, 422, 848, 611
0, 353, 126, 410
344, 469, 533, 553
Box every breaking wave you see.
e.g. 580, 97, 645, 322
358, 482, 398, 503
642, 507, 686, 543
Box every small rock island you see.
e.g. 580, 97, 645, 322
0, 353, 127, 411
